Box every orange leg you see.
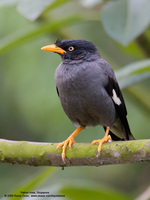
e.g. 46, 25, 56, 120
57, 125, 85, 161
91, 126, 111, 154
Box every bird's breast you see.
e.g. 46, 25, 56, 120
55, 62, 116, 127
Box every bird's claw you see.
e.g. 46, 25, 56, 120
57, 136, 76, 161
91, 134, 111, 155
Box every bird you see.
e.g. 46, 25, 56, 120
41, 39, 134, 162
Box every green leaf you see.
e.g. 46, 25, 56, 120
116, 59, 150, 79
17, 0, 69, 21
119, 72, 150, 89
17, 0, 55, 21
0, 15, 81, 54
61, 185, 131, 200
0, 0, 18, 7
116, 59, 150, 89
80, 0, 102, 8
10, 167, 57, 200
43, 0, 70, 14
101, 0, 150, 45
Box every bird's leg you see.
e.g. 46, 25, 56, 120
57, 125, 85, 161
91, 126, 111, 155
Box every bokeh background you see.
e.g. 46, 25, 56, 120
0, 0, 150, 199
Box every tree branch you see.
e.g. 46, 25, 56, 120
0, 139, 150, 167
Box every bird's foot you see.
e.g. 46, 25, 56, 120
91, 126, 111, 155
57, 126, 85, 163
57, 136, 76, 161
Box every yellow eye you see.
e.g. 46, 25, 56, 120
68, 46, 74, 51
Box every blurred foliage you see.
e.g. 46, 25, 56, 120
9, 167, 57, 200
0, 0, 150, 199
101, 0, 150, 45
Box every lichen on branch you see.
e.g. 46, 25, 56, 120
0, 139, 150, 167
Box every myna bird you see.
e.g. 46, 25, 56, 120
41, 39, 134, 161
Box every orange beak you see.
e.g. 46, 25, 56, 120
41, 44, 66, 54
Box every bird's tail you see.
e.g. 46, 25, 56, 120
103, 124, 135, 141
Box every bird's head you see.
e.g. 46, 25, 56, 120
41, 39, 99, 61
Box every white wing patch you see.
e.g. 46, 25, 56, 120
112, 89, 121, 105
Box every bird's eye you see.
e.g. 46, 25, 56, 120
68, 46, 74, 51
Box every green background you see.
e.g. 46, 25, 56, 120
0, 0, 150, 199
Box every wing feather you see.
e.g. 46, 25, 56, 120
105, 76, 134, 140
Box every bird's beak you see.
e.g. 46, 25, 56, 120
41, 44, 66, 54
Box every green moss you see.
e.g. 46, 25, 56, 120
0, 139, 150, 166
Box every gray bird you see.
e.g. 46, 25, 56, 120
41, 39, 134, 161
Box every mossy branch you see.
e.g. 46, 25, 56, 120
0, 139, 150, 167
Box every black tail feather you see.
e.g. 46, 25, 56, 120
103, 127, 134, 141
